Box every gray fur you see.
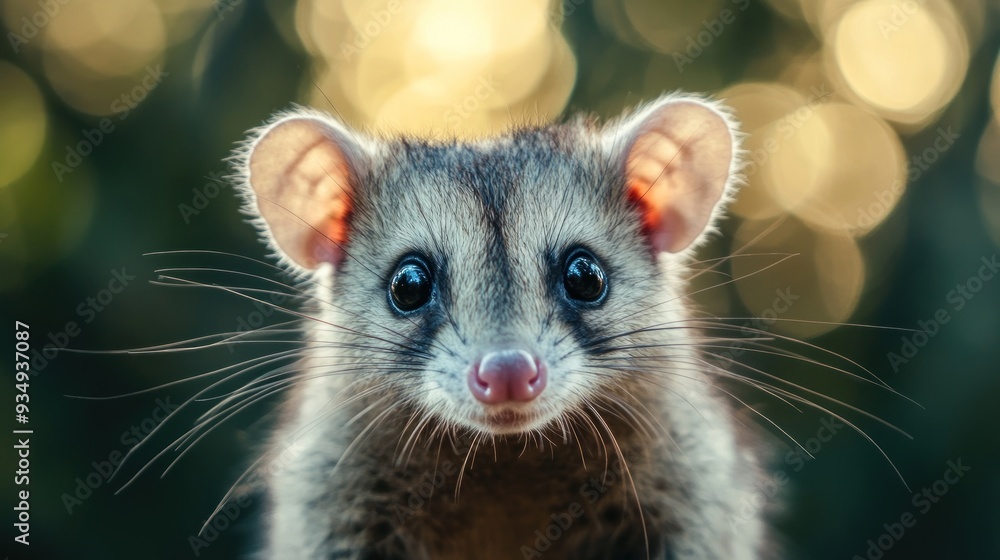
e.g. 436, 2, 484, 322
236, 94, 770, 559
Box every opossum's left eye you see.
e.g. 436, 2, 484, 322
563, 250, 608, 304
389, 257, 433, 313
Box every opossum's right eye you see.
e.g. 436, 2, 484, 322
389, 258, 433, 313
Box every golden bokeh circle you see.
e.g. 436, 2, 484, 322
295, 0, 350, 58
761, 102, 907, 236
829, 0, 967, 125
41, 0, 167, 116
976, 120, 1000, 248
0, 62, 47, 189
720, 81, 809, 221
991, 55, 1000, 126
303, 0, 574, 137
732, 217, 866, 339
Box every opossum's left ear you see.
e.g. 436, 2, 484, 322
605, 94, 741, 254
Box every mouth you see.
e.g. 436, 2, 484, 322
476, 408, 538, 434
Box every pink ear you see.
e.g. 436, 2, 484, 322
616, 98, 738, 253
244, 115, 362, 269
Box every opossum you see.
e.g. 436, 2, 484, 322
231, 93, 769, 559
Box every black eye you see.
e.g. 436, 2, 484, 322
389, 259, 433, 313
563, 250, 607, 303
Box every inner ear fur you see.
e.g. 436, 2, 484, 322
241, 113, 366, 270
612, 96, 739, 254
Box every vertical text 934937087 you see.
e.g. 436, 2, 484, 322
13, 320, 33, 547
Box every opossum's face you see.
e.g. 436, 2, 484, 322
238, 96, 739, 435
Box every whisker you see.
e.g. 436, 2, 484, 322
585, 403, 651, 560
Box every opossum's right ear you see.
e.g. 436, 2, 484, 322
237, 113, 369, 271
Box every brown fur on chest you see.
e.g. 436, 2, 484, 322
378, 433, 659, 559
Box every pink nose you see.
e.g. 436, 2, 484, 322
469, 350, 546, 404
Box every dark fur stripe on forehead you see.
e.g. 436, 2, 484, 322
456, 152, 516, 314
387, 131, 575, 319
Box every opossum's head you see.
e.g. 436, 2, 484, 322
236, 95, 740, 436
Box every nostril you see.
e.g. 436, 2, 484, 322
528, 358, 545, 386
469, 350, 547, 404
470, 364, 489, 389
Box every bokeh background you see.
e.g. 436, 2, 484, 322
1, 0, 999, 558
